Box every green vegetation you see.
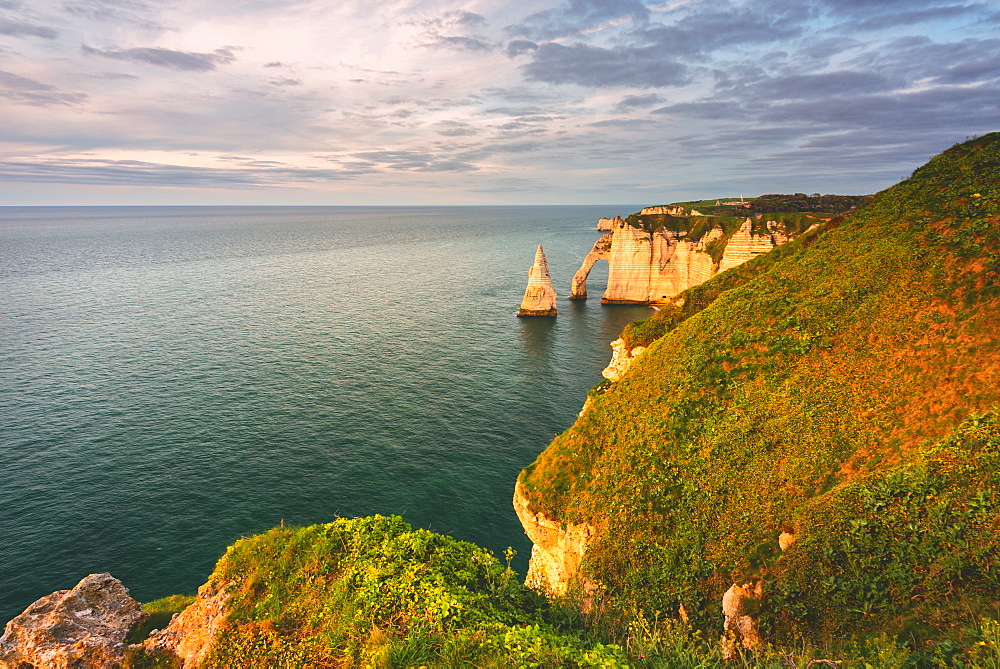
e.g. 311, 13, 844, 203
126, 594, 196, 645
125, 135, 1000, 666
520, 132, 1000, 653
665, 193, 870, 218
127, 516, 629, 667
750, 193, 872, 214
125, 514, 1000, 667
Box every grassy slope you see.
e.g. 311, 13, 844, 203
127, 516, 628, 667
519, 133, 1000, 642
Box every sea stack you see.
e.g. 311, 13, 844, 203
516, 245, 557, 317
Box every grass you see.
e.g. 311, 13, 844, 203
519, 132, 1000, 646
125, 516, 630, 667
125, 134, 1000, 666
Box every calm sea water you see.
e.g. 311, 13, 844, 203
0, 205, 650, 622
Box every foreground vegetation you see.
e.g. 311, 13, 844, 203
126, 515, 1000, 667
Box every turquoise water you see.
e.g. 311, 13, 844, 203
0, 205, 650, 621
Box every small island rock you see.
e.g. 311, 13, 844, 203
517, 245, 558, 317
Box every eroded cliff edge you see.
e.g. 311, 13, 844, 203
571, 212, 807, 304
516, 134, 1000, 641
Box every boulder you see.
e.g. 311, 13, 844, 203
0, 573, 146, 669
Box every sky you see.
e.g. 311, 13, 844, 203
0, 0, 998, 205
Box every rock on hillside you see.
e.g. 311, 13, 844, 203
0, 573, 145, 669
517, 133, 1000, 641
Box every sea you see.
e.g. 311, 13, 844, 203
0, 205, 651, 623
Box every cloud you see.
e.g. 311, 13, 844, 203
415, 10, 486, 28
631, 6, 807, 58
521, 42, 688, 87
845, 36, 1000, 85
819, 0, 959, 14
0, 156, 367, 188
938, 52, 1000, 83
615, 93, 665, 111
418, 35, 493, 51
82, 45, 236, 71
61, 0, 167, 30
349, 149, 477, 172
507, 0, 649, 41
505, 39, 538, 57
412, 9, 493, 51
587, 118, 656, 127
0, 70, 88, 106
839, 3, 983, 31
718, 70, 895, 101
432, 120, 479, 137
0, 18, 58, 38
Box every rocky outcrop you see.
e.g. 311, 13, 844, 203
639, 205, 685, 216
140, 579, 231, 668
718, 218, 791, 272
597, 217, 617, 231
721, 581, 763, 659
571, 215, 793, 304
0, 573, 145, 669
569, 234, 612, 299
513, 481, 594, 597
602, 338, 646, 381
517, 245, 558, 316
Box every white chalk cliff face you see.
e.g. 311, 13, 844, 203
513, 481, 594, 597
517, 245, 558, 316
571, 216, 792, 304
718, 218, 791, 272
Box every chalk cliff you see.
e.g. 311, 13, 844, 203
513, 481, 594, 597
718, 217, 791, 272
516, 245, 557, 317
569, 234, 612, 299
596, 217, 617, 231
572, 214, 797, 304
516, 133, 1000, 643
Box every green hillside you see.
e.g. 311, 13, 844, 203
127, 516, 628, 667
519, 133, 1000, 646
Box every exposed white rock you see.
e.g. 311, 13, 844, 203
517, 245, 558, 317
718, 218, 791, 272
570, 214, 797, 305
778, 531, 796, 551
513, 481, 594, 597
602, 338, 646, 381
721, 580, 763, 660
569, 234, 612, 299
597, 217, 617, 231
639, 205, 686, 216
0, 573, 145, 669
